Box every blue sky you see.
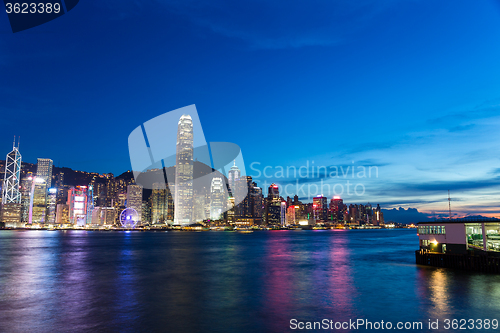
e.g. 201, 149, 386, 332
2, 1, 500, 216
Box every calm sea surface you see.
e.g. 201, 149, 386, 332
0, 229, 499, 332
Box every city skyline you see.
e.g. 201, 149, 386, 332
0, 140, 494, 223
2, 1, 500, 218
0, 134, 394, 228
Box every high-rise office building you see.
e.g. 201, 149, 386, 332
348, 204, 358, 226
265, 183, 281, 225
150, 182, 172, 225
193, 187, 208, 222
227, 196, 235, 223
280, 201, 286, 226
141, 200, 151, 224
174, 114, 194, 225
210, 177, 225, 220
104, 173, 116, 207
313, 195, 328, 221
20, 174, 34, 223
2, 139, 22, 205
251, 185, 263, 222
31, 178, 47, 224
286, 205, 297, 225
235, 176, 253, 218
228, 161, 241, 196
1, 138, 22, 227
56, 184, 70, 206
46, 188, 57, 224
268, 183, 279, 201
68, 186, 88, 226
126, 184, 143, 224
86, 185, 94, 225
374, 204, 384, 226
36, 158, 53, 188
166, 184, 174, 222
90, 206, 115, 226
28, 158, 54, 225
55, 172, 64, 188
55, 204, 69, 225
330, 196, 344, 223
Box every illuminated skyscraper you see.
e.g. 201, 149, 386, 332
227, 161, 240, 196
374, 204, 384, 226
28, 158, 54, 225
286, 205, 297, 225
141, 200, 151, 223
46, 188, 57, 224
268, 183, 279, 201
55, 204, 69, 225
330, 196, 344, 223
36, 158, 53, 188
280, 201, 286, 227
166, 184, 174, 222
193, 187, 208, 222
126, 184, 143, 225
251, 185, 263, 221
174, 114, 193, 225
68, 186, 88, 226
1, 138, 22, 227
2, 138, 22, 205
235, 176, 252, 218
86, 185, 94, 225
348, 204, 358, 226
30, 178, 47, 224
313, 195, 328, 221
210, 177, 225, 220
150, 182, 172, 225
265, 183, 281, 225
90, 206, 115, 226
20, 174, 34, 223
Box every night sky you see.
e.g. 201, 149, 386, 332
2, 1, 500, 217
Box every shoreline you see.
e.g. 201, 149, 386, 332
0, 226, 416, 232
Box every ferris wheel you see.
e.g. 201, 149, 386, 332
120, 208, 139, 228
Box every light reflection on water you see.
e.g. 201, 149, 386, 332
0, 229, 499, 332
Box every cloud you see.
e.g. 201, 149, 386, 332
427, 98, 500, 127
489, 168, 500, 176
377, 199, 450, 206
449, 124, 475, 132
395, 177, 500, 193
155, 0, 397, 49
382, 207, 433, 223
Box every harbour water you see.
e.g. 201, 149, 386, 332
0, 229, 499, 332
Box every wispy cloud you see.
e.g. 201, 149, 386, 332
427, 98, 500, 127
392, 177, 500, 193
449, 124, 475, 132
155, 0, 398, 49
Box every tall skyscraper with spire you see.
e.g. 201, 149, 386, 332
174, 114, 194, 225
1, 137, 22, 227
228, 161, 240, 196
